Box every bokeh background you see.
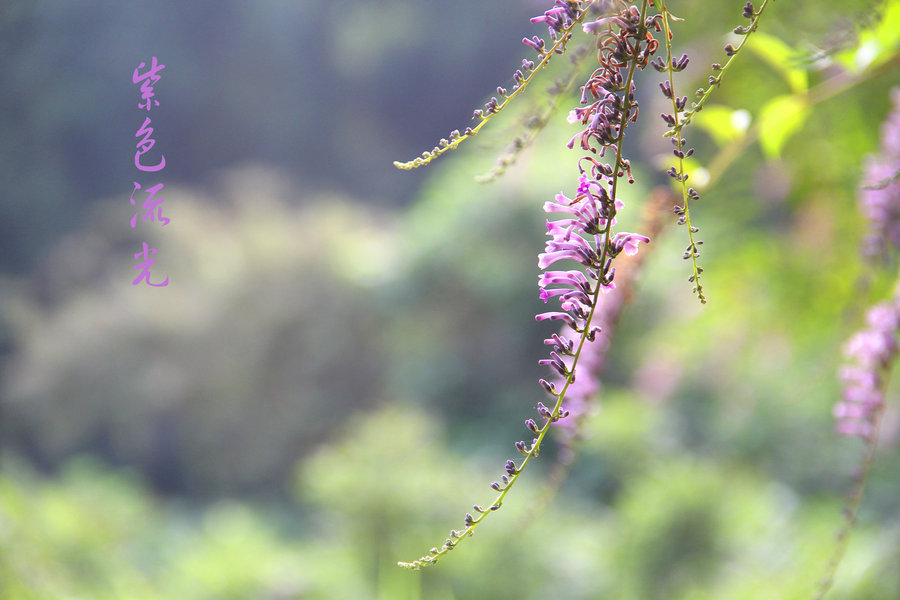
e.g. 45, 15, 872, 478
1, 1, 899, 598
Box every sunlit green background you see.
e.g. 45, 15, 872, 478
1, 1, 899, 598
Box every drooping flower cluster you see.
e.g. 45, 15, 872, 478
652, 0, 768, 303
836, 298, 900, 439
533, 3, 657, 434
545, 189, 671, 449
654, 1, 705, 303
535, 175, 648, 386
836, 89, 900, 439
398, 1, 665, 571
859, 88, 900, 261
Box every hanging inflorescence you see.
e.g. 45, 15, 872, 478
835, 88, 900, 439
397, 0, 659, 570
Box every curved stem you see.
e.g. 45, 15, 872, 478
394, 1, 596, 171
665, 0, 772, 138
811, 402, 886, 600
659, 0, 706, 303
701, 52, 900, 193
476, 45, 593, 184
398, 0, 651, 569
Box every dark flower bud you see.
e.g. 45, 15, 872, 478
688, 187, 700, 199
603, 265, 615, 285
522, 36, 546, 53
743, 2, 754, 18
538, 352, 569, 377
543, 333, 570, 353
659, 81, 673, 98
473, 505, 485, 513
490, 481, 502, 491
734, 25, 751, 35
525, 418, 539, 433
536, 402, 553, 420
505, 460, 518, 476
724, 44, 736, 56
538, 378, 557, 395
464, 127, 474, 135
500, 475, 509, 485
667, 53, 689, 72
676, 96, 687, 111
660, 113, 676, 126
515, 440, 528, 455
464, 513, 475, 526
711, 63, 722, 71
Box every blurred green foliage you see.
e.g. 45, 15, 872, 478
2, 0, 900, 598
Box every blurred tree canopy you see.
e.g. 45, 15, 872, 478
1, 0, 900, 598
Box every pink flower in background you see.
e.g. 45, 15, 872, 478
859, 88, 900, 260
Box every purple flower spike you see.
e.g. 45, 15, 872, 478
859, 88, 900, 261
835, 299, 900, 439
535, 0, 658, 434
611, 232, 650, 256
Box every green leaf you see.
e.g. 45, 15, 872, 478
834, 0, 900, 73
748, 31, 808, 94
757, 94, 809, 158
873, 0, 900, 67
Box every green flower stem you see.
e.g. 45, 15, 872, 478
393, 1, 595, 171
517, 187, 673, 528
702, 52, 900, 193
811, 400, 887, 600
476, 45, 592, 184
663, 0, 772, 139
397, 0, 651, 569
659, 0, 706, 303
